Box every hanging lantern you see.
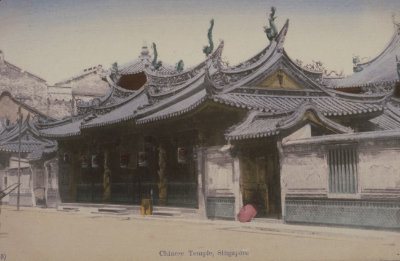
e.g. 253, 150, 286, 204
120, 153, 130, 168
81, 154, 89, 168
63, 153, 69, 163
138, 152, 148, 167
91, 154, 100, 168
177, 147, 188, 164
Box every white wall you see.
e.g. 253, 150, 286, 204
280, 131, 400, 207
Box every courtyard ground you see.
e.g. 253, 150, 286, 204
0, 205, 399, 261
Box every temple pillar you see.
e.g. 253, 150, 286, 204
157, 144, 167, 206
233, 156, 242, 221
103, 149, 111, 203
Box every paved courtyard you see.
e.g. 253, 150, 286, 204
0, 206, 400, 261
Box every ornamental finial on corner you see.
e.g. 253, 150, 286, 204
264, 7, 278, 41
203, 19, 214, 56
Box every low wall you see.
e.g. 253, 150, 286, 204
280, 131, 400, 228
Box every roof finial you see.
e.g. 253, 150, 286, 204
203, 19, 214, 56
140, 45, 149, 57
152, 42, 162, 70
176, 60, 184, 72
264, 7, 278, 41
110, 62, 119, 83
352, 55, 363, 73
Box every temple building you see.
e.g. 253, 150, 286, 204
33, 11, 400, 228
0, 115, 57, 207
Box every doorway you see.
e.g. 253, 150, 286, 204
239, 144, 281, 218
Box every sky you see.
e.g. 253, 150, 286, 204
0, 0, 400, 84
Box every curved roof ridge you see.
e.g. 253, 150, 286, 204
276, 101, 353, 134
220, 20, 288, 74
135, 78, 206, 120
327, 23, 400, 88
323, 88, 389, 103
357, 24, 400, 69
147, 70, 205, 100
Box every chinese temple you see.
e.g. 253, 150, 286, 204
37, 10, 400, 228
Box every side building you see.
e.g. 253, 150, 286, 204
0, 53, 110, 207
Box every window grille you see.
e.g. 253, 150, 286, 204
328, 146, 357, 194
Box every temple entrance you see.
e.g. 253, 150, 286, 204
239, 143, 281, 218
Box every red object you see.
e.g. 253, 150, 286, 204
238, 204, 257, 222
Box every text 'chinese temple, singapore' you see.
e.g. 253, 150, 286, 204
2, 8, 400, 229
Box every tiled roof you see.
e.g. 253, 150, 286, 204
225, 102, 353, 141
82, 92, 149, 128
0, 143, 42, 153
40, 119, 83, 138
370, 113, 400, 130
213, 91, 384, 116
369, 100, 400, 130
119, 59, 149, 75
137, 90, 207, 124
0, 118, 57, 160
226, 112, 285, 140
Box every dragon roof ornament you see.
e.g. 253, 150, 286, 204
203, 19, 214, 56
176, 60, 184, 72
264, 7, 278, 41
152, 43, 162, 70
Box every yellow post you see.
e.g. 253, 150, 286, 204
103, 149, 111, 203
157, 144, 167, 206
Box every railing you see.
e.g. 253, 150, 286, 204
68, 181, 197, 208
0, 183, 21, 200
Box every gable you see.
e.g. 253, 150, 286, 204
0, 95, 35, 123
256, 70, 303, 90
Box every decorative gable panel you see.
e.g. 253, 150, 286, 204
257, 70, 303, 90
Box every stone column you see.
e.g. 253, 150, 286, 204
196, 147, 207, 219
103, 149, 111, 203
157, 144, 167, 206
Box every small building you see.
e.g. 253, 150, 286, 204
0, 116, 57, 207
39, 12, 400, 228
